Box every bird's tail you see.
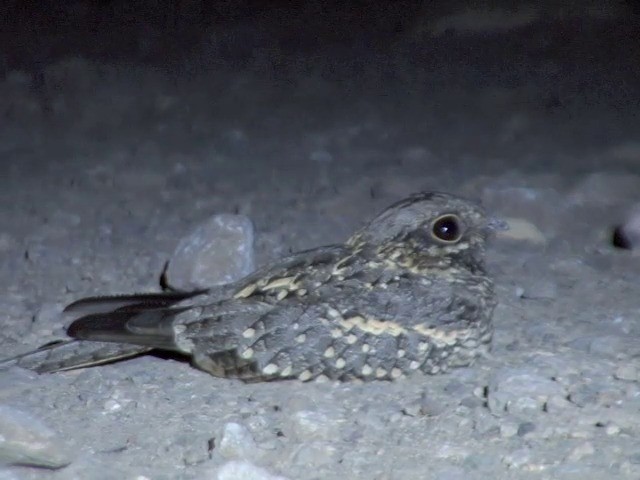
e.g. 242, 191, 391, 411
0, 289, 207, 373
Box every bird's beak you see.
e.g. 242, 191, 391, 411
487, 216, 509, 232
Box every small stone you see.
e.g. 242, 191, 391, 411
218, 422, 259, 461
605, 423, 621, 436
166, 214, 254, 290
588, 335, 627, 359
487, 368, 566, 416
497, 217, 547, 245
565, 442, 595, 462
567, 384, 600, 407
459, 395, 484, 409
290, 410, 335, 441
499, 422, 519, 438
434, 444, 471, 461
517, 422, 536, 437
443, 380, 466, 396
401, 402, 421, 417
544, 395, 573, 414
290, 441, 338, 468
215, 460, 289, 480
614, 364, 639, 382
402, 392, 444, 417
515, 278, 558, 299
612, 204, 640, 250
502, 448, 532, 469
103, 399, 122, 412
470, 410, 499, 436
30, 303, 65, 337
0, 405, 71, 469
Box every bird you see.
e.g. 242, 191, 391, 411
1, 192, 497, 382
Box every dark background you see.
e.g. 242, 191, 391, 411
1, 0, 639, 169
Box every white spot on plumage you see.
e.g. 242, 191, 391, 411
262, 363, 279, 375
242, 328, 256, 339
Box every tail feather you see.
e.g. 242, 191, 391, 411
2, 290, 207, 374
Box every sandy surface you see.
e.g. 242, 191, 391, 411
1, 2, 639, 479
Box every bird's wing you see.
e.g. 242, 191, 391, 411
2, 245, 349, 376
63, 289, 208, 316
228, 245, 351, 301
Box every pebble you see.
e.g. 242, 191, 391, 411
614, 364, 639, 382
212, 460, 289, 480
487, 368, 566, 416
472, 409, 500, 436
497, 217, 547, 245
434, 443, 472, 461
290, 441, 339, 468
514, 278, 558, 299
567, 382, 609, 408
30, 302, 65, 337
516, 421, 536, 437
588, 335, 630, 359
218, 422, 260, 461
565, 442, 595, 462
0, 405, 71, 469
501, 448, 533, 469
290, 410, 336, 441
544, 394, 573, 414
166, 214, 255, 290
498, 422, 519, 438
613, 204, 640, 249
605, 423, 621, 435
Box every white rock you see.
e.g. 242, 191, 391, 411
488, 368, 566, 416
290, 410, 335, 441
215, 460, 289, 480
166, 214, 254, 290
497, 217, 546, 245
218, 423, 259, 461
614, 204, 640, 250
0, 405, 71, 469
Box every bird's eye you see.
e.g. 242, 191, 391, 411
431, 214, 463, 243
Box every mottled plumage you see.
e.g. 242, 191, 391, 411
2, 192, 496, 381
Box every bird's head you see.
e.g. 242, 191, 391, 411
348, 192, 491, 274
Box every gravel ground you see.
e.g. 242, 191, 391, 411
1, 2, 639, 479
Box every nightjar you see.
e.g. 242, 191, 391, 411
3, 192, 497, 382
